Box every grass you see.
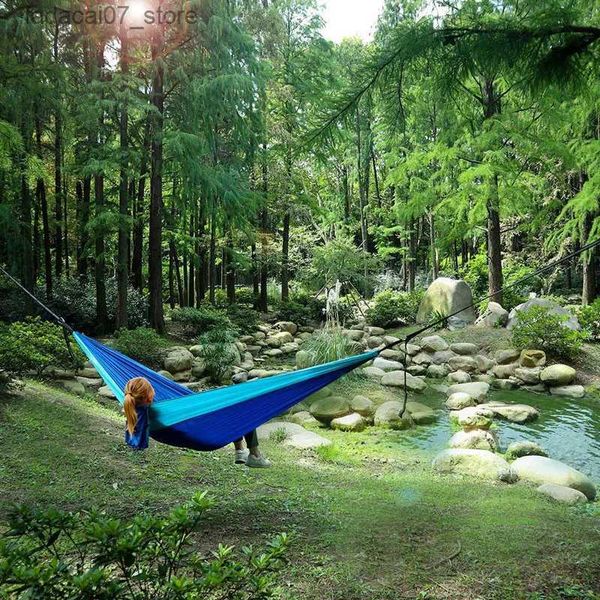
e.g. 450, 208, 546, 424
1, 381, 600, 599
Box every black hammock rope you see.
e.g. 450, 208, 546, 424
3, 237, 600, 417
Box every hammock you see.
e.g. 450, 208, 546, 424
74, 332, 378, 451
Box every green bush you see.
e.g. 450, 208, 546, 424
112, 327, 166, 369
366, 290, 424, 328
225, 304, 260, 334
0, 318, 82, 376
300, 327, 360, 367
511, 306, 586, 359
235, 287, 258, 306
274, 292, 326, 325
0, 493, 289, 599
196, 328, 240, 383
578, 299, 600, 341
46, 277, 149, 333
170, 306, 233, 339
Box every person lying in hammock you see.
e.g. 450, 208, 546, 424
123, 377, 271, 467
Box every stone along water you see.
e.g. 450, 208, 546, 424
394, 388, 600, 482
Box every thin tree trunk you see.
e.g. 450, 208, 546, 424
116, 27, 129, 329
209, 208, 217, 304
63, 176, 69, 273
54, 111, 63, 278
429, 213, 438, 280
148, 27, 165, 332
78, 178, 91, 278
188, 209, 195, 307
281, 211, 290, 301
36, 118, 52, 297
487, 175, 503, 303
582, 212, 597, 306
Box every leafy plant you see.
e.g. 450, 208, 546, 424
235, 287, 259, 307
170, 306, 233, 340
0, 492, 290, 599
112, 327, 167, 369
0, 318, 82, 376
511, 306, 587, 359
225, 304, 260, 335
273, 292, 326, 326
196, 328, 240, 383
578, 299, 600, 341
366, 290, 424, 328
300, 327, 360, 367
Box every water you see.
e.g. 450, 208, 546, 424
399, 388, 600, 482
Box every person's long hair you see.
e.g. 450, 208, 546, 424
124, 377, 155, 435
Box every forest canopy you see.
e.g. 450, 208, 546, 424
1, 0, 599, 333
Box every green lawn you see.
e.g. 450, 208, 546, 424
1, 381, 599, 599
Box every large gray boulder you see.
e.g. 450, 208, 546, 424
432, 449, 516, 483
449, 429, 497, 451
507, 297, 581, 331
484, 402, 539, 424
421, 335, 449, 352
506, 441, 547, 460
549, 385, 585, 399
309, 396, 351, 424
374, 401, 414, 430
445, 392, 476, 410
257, 421, 306, 441
416, 278, 476, 326
448, 355, 479, 373
330, 413, 366, 432
455, 406, 494, 430
537, 484, 588, 505
350, 395, 375, 417
164, 347, 194, 374
405, 401, 437, 425
511, 456, 596, 500
373, 357, 405, 372
285, 431, 332, 449
540, 364, 576, 386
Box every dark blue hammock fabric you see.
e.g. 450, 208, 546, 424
73, 332, 378, 451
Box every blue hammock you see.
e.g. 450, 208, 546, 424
73, 332, 379, 451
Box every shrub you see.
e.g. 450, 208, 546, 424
112, 327, 167, 369
274, 292, 326, 325
511, 306, 586, 359
196, 328, 240, 383
578, 299, 600, 341
0, 492, 290, 599
47, 277, 149, 333
366, 290, 424, 328
301, 327, 360, 367
225, 304, 260, 335
0, 318, 82, 376
170, 306, 233, 339
235, 287, 258, 306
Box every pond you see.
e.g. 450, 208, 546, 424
399, 387, 600, 482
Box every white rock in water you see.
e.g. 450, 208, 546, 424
484, 402, 539, 424
549, 385, 585, 399
445, 392, 476, 410
449, 429, 497, 451
540, 364, 576, 386
447, 382, 490, 401
511, 456, 596, 500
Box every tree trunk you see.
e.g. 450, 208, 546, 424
63, 175, 69, 273
116, 27, 129, 329
582, 212, 597, 306
188, 209, 195, 307
487, 175, 503, 303
148, 27, 166, 332
281, 211, 290, 302
429, 212, 438, 280
36, 118, 52, 297
54, 111, 63, 278
132, 120, 149, 291
408, 218, 416, 292
226, 228, 236, 304
77, 177, 91, 278
209, 208, 217, 304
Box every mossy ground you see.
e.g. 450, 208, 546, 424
1, 380, 599, 599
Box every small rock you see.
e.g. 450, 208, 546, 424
77, 367, 100, 379
448, 381, 490, 401
406, 401, 437, 424
427, 364, 450, 378
493, 379, 519, 390
191, 359, 206, 379
506, 441, 547, 460
362, 366, 385, 380
350, 395, 375, 417
484, 402, 539, 423
549, 385, 585, 399
456, 406, 494, 430
495, 349, 521, 365
331, 413, 366, 432
475, 301, 509, 328
248, 369, 278, 379
448, 355, 478, 373
450, 343, 478, 356
421, 335, 449, 352
493, 363, 517, 379
408, 365, 427, 376
520, 349, 547, 368
381, 370, 427, 392
540, 364, 576, 386
380, 349, 403, 360
446, 392, 476, 410
343, 329, 365, 341
449, 429, 497, 451
374, 401, 414, 430
288, 411, 321, 427
366, 326, 386, 336
475, 355, 495, 373
232, 372, 249, 384
412, 352, 433, 366
172, 370, 192, 383
267, 332, 294, 347
537, 484, 588, 505
310, 396, 351, 424
447, 370, 471, 384
430, 350, 456, 365
98, 385, 116, 399
164, 347, 194, 374
514, 367, 542, 384
383, 335, 401, 346
264, 348, 284, 358
281, 342, 299, 354
58, 380, 86, 396
432, 449, 516, 482
373, 357, 405, 372
75, 376, 103, 391
274, 321, 298, 335
367, 336, 384, 348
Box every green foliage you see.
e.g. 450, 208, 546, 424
225, 304, 260, 335
578, 299, 600, 341
0, 493, 290, 599
462, 253, 542, 311
511, 306, 586, 359
366, 290, 424, 328
274, 292, 326, 326
112, 328, 167, 370
170, 306, 233, 340
46, 278, 149, 334
0, 318, 81, 376
300, 327, 359, 368
196, 328, 240, 383
235, 288, 259, 307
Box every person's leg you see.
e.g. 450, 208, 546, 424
244, 430, 271, 468
244, 430, 261, 457
233, 437, 249, 464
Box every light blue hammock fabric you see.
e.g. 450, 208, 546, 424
73, 332, 378, 451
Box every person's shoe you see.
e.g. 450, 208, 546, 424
245, 454, 272, 468
235, 449, 250, 464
